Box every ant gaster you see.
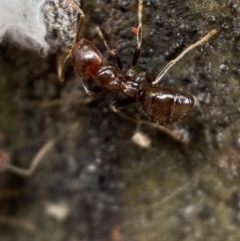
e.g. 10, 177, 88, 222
63, 0, 217, 141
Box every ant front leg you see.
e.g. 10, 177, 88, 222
111, 99, 184, 143
79, 77, 107, 102
58, 52, 71, 82
95, 27, 123, 70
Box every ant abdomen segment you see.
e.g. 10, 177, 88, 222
140, 88, 196, 125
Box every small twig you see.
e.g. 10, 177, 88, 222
0, 215, 36, 231
6, 138, 56, 177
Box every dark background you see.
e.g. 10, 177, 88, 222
0, 0, 240, 240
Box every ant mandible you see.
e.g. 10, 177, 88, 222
63, 0, 217, 142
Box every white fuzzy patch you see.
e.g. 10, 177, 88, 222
0, 0, 49, 54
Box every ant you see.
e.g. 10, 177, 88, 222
61, 0, 217, 142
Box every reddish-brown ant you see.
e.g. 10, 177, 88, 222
62, 0, 217, 141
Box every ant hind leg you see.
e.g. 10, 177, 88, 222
111, 99, 184, 143
152, 29, 217, 86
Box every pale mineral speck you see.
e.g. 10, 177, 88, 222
131, 131, 151, 148
45, 202, 70, 221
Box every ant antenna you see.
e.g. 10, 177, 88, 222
137, 0, 143, 48
152, 29, 217, 86
58, 0, 85, 82
127, 0, 143, 77
68, 0, 85, 43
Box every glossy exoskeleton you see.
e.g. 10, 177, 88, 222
64, 0, 216, 141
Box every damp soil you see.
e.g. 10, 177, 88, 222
1, 0, 240, 241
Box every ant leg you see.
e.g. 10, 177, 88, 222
40, 86, 107, 109
40, 79, 106, 109
58, 47, 72, 82
79, 77, 94, 95
111, 99, 183, 142
58, 54, 71, 82
127, 0, 143, 77
5, 139, 56, 177
152, 29, 217, 86
95, 27, 123, 70
79, 76, 106, 97
67, 0, 85, 43
135, 71, 154, 85
111, 98, 136, 120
